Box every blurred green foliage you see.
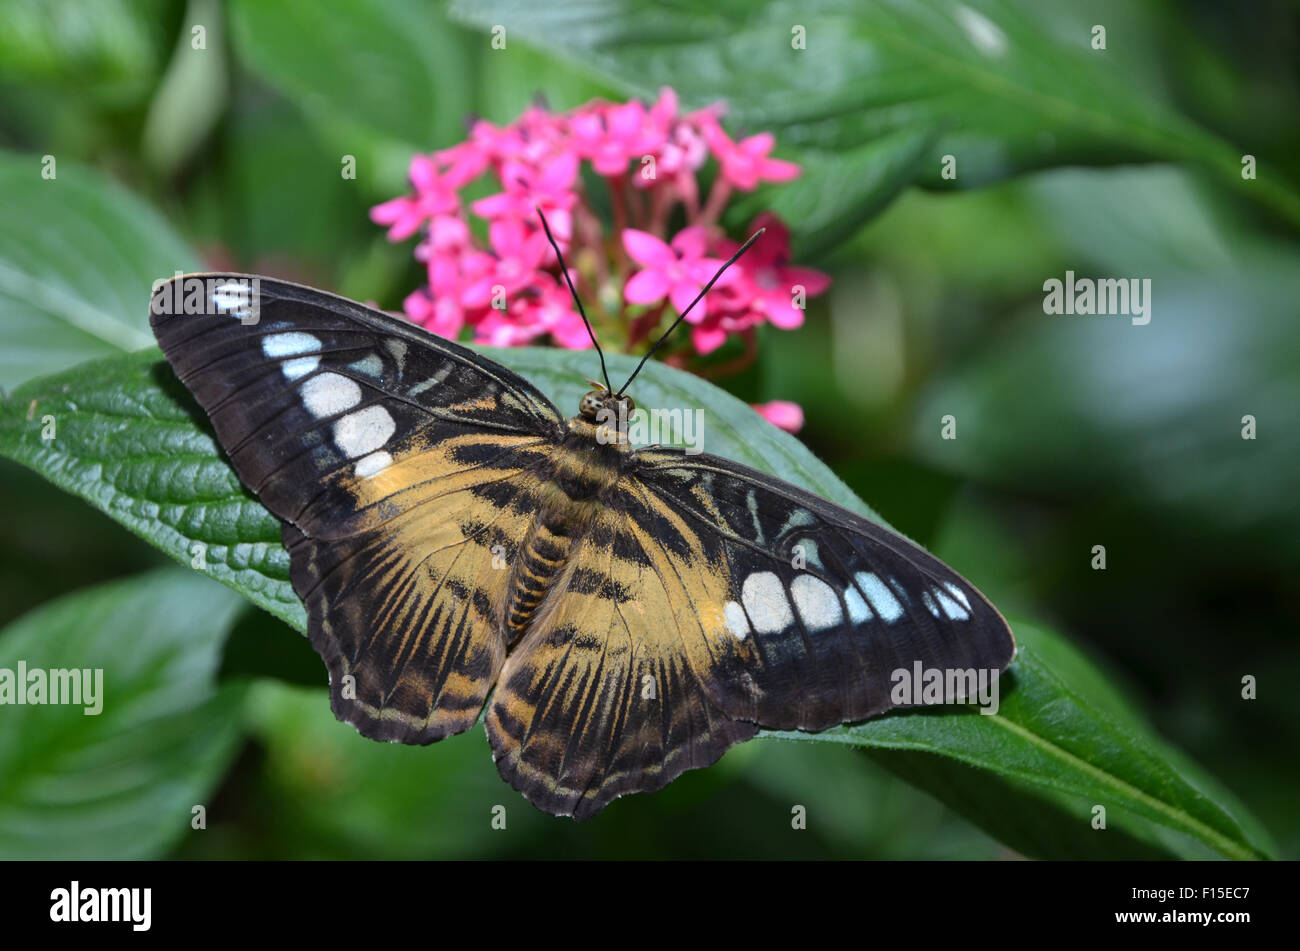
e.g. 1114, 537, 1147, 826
0, 0, 1296, 859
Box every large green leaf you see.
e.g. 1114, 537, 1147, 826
0, 343, 1273, 858
0, 569, 245, 859
0, 150, 201, 390
448, 0, 1300, 236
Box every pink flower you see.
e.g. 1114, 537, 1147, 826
469, 107, 565, 166
752, 400, 804, 433
370, 155, 464, 241
658, 120, 707, 176
376, 89, 821, 382
471, 151, 579, 243
700, 120, 801, 191
623, 226, 734, 316
410, 245, 494, 338
404, 288, 472, 339
414, 215, 472, 263
688, 300, 762, 354
459, 218, 549, 308
475, 275, 592, 350
430, 140, 490, 187
571, 100, 662, 176
716, 213, 830, 329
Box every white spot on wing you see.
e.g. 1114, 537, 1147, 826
795, 537, 823, 569
942, 581, 972, 612
355, 450, 392, 478
211, 282, 253, 318
781, 509, 817, 534
409, 366, 451, 396
264, 332, 324, 380
350, 354, 385, 378
333, 405, 395, 458
262, 332, 320, 358
923, 590, 942, 619
281, 356, 319, 380
723, 601, 750, 640
933, 587, 971, 621
854, 572, 904, 623
742, 571, 793, 634
791, 575, 842, 631
747, 491, 765, 543
843, 585, 872, 624
301, 372, 361, 418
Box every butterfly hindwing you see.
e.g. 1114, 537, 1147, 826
151, 274, 563, 742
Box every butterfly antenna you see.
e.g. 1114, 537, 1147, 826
536, 206, 613, 394
615, 228, 765, 398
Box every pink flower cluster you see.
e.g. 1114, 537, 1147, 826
371, 88, 829, 432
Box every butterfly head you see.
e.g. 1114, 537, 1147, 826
579, 380, 635, 423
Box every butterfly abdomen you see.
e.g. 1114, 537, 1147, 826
501, 430, 623, 643
504, 517, 575, 642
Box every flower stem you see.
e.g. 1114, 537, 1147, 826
699, 177, 732, 228
607, 174, 629, 276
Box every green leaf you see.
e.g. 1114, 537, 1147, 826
227, 0, 478, 195
727, 128, 937, 260
0, 569, 246, 859
237, 681, 550, 858
0, 150, 202, 391
140, 0, 230, 177
0, 0, 170, 106
0, 343, 1274, 857
912, 246, 1300, 564
771, 618, 1275, 860
0, 350, 301, 628
449, 0, 1300, 236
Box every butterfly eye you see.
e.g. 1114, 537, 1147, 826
579, 392, 605, 419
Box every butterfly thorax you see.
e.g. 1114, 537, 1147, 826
501, 413, 630, 643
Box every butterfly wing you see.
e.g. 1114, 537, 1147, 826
151, 274, 564, 742
486, 446, 1014, 818
630, 449, 1017, 729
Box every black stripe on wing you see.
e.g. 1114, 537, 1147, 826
632, 448, 1016, 732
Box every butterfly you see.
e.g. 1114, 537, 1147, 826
149, 222, 1015, 820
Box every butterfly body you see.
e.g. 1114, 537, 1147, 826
150, 274, 1016, 820
501, 421, 626, 642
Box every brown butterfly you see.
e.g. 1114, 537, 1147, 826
150, 221, 1014, 819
